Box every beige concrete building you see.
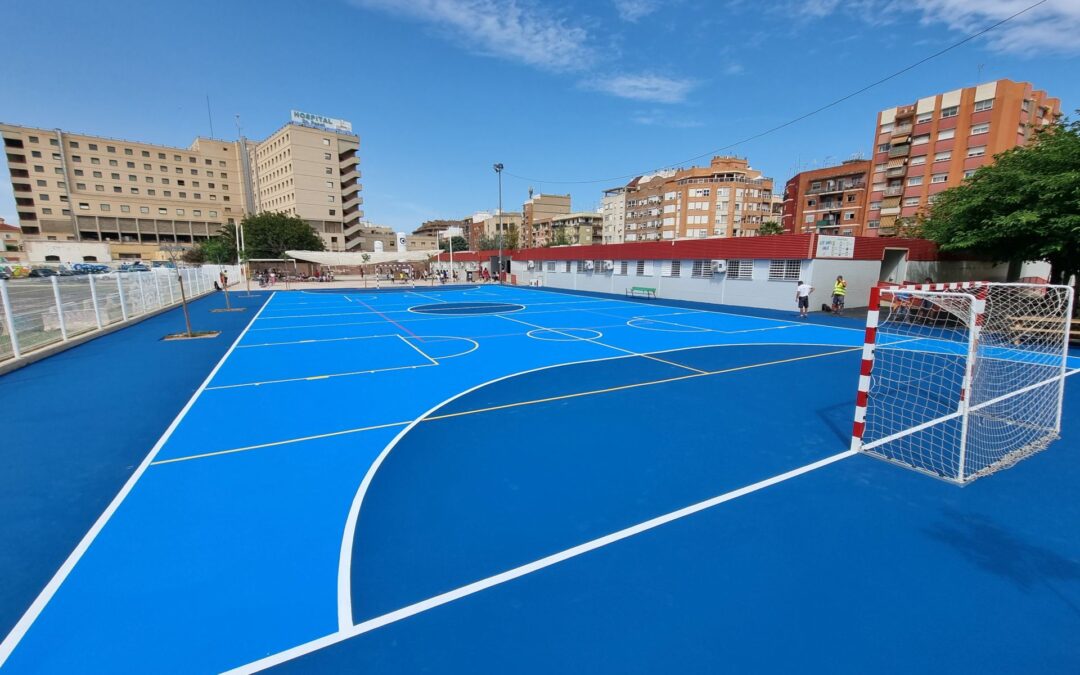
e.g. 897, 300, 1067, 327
522, 193, 571, 248
600, 187, 627, 244
0, 218, 26, 262
249, 122, 362, 252
1, 112, 364, 257
468, 210, 523, 251
2, 124, 247, 253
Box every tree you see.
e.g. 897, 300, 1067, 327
920, 115, 1080, 313
240, 212, 325, 259
439, 235, 468, 253
758, 221, 784, 236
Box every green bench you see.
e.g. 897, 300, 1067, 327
626, 286, 657, 298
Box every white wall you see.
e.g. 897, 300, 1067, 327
512, 258, 826, 312
809, 259, 881, 310
26, 241, 111, 263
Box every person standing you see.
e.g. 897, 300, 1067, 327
795, 280, 814, 318
832, 275, 847, 314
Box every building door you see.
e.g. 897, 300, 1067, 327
880, 248, 909, 284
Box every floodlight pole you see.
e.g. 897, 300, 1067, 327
494, 163, 504, 284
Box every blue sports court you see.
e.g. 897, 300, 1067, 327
2, 285, 1078, 674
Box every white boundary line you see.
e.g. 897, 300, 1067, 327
626, 316, 711, 333
204, 362, 438, 391
228, 448, 857, 674
0, 291, 278, 668
236, 334, 397, 349
395, 334, 439, 366
526, 328, 604, 342
399, 335, 480, 360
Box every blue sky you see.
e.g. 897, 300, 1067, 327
1, 0, 1077, 231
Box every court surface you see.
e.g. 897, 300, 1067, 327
3, 285, 1079, 674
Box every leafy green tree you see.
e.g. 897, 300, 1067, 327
200, 236, 235, 264
920, 115, 1080, 312
241, 212, 325, 258
439, 235, 468, 253
758, 221, 784, 236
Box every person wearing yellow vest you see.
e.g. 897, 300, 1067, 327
831, 275, 847, 314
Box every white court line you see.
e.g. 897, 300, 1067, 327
226, 448, 857, 674
237, 334, 396, 349
400, 336, 480, 360
204, 362, 438, 391
500, 314, 709, 375
0, 292, 277, 668
395, 334, 439, 366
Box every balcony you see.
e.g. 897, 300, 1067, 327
13, 183, 32, 193
884, 186, 904, 196
888, 145, 910, 158
6, 153, 26, 164
891, 124, 913, 136
885, 167, 907, 178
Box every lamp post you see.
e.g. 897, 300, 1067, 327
494, 163, 504, 284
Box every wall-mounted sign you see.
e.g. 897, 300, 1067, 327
290, 110, 353, 133
816, 235, 856, 259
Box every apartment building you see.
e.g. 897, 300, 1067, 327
415, 218, 469, 239
620, 158, 773, 241
0, 217, 25, 262
250, 120, 362, 252
600, 187, 627, 244
1, 124, 248, 258
781, 159, 871, 236
521, 193, 571, 248
1, 111, 363, 257
866, 79, 1059, 236
468, 210, 523, 251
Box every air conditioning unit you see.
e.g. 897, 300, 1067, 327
584, 260, 595, 270
527, 260, 535, 269
603, 260, 615, 271
712, 260, 728, 274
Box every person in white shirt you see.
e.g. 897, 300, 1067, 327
795, 280, 814, 318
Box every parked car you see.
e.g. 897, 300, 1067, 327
0, 269, 11, 280
117, 263, 151, 272
28, 268, 57, 278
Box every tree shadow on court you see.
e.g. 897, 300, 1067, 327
925, 508, 1080, 617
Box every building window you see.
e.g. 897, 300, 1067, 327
327, 195, 335, 202
322, 138, 330, 146
323, 152, 332, 160
325, 167, 333, 175
931, 173, 948, 184
934, 151, 951, 162
78, 202, 89, 210
910, 155, 927, 166
903, 197, 920, 207
140, 206, 149, 214
660, 260, 681, 277
100, 204, 110, 212
970, 123, 990, 135
120, 205, 130, 213
123, 148, 132, 155
967, 146, 986, 158
193, 209, 202, 216
963, 169, 976, 178
177, 209, 184, 215
912, 134, 930, 146
727, 259, 752, 280
690, 260, 713, 278
916, 112, 933, 124
907, 176, 924, 186
768, 260, 800, 281
877, 143, 891, 153
635, 260, 647, 276
564, 260, 572, 273
941, 106, 958, 118
973, 99, 993, 112
937, 128, 955, 141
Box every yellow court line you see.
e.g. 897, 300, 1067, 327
158, 345, 860, 465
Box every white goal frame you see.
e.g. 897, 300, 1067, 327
850, 281, 1073, 484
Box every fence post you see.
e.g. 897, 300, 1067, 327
136, 272, 147, 315
116, 272, 129, 321
0, 279, 21, 359
88, 272, 103, 329
50, 276, 68, 341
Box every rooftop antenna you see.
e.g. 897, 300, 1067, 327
206, 95, 215, 138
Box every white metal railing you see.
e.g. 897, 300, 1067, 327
0, 264, 242, 363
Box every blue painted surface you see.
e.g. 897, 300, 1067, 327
0, 291, 269, 643
2, 285, 1077, 674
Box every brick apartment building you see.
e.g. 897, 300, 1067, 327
781, 159, 871, 236
866, 79, 1059, 236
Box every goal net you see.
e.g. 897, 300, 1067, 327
851, 282, 1073, 484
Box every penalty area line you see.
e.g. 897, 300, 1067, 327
224, 447, 857, 674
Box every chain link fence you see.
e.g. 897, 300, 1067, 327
0, 264, 242, 364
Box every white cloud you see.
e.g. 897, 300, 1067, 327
913, 0, 1080, 55
723, 62, 744, 75
584, 73, 698, 103
613, 0, 662, 22
350, 0, 595, 72
789, 0, 1080, 55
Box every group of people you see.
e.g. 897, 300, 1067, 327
794, 275, 848, 318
